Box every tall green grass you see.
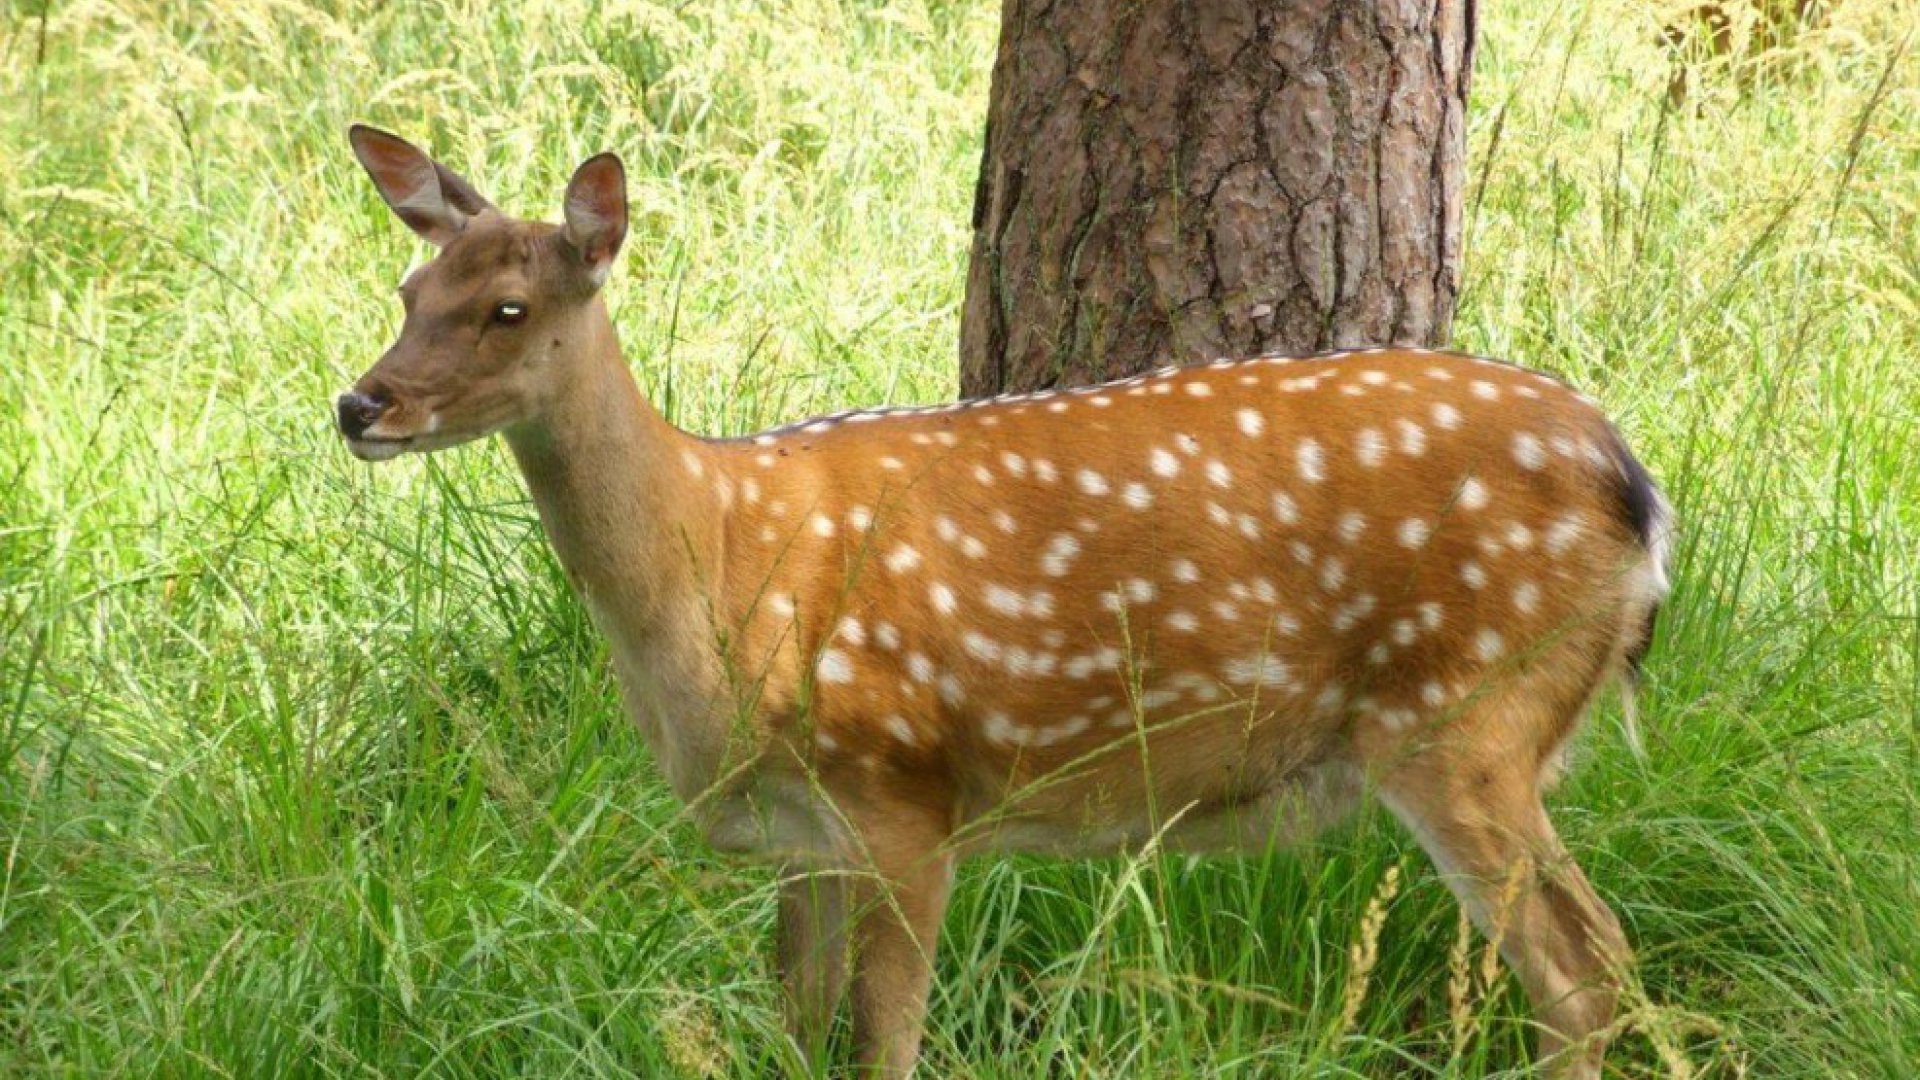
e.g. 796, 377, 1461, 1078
3, 0, 1916, 1075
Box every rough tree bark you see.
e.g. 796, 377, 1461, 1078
959, 0, 1477, 397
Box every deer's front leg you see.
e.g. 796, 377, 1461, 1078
845, 834, 955, 1079
777, 867, 851, 1063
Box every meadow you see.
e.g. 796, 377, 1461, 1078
3, 0, 1917, 1075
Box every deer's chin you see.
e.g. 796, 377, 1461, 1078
345, 436, 413, 462
346, 424, 497, 461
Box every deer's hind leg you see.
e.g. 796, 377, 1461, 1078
1375, 694, 1630, 1080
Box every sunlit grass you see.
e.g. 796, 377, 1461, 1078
3, 0, 1916, 1076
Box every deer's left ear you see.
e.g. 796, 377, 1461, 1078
348, 124, 493, 247
561, 152, 628, 287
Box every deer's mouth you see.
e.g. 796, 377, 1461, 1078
345, 435, 413, 462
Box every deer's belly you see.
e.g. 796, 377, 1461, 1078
957, 760, 1364, 858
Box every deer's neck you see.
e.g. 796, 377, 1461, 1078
504, 309, 728, 793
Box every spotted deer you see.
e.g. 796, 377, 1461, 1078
337, 127, 1674, 1079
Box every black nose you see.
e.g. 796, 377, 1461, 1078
336, 390, 389, 439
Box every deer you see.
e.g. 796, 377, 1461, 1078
336, 126, 1675, 1079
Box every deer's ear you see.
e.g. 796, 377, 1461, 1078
561, 152, 627, 287
348, 125, 492, 247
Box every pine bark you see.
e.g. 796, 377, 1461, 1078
959, 0, 1477, 396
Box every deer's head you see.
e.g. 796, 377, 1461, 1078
336, 126, 628, 461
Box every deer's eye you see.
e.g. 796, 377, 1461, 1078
491, 301, 529, 325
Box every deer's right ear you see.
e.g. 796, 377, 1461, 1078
348, 125, 492, 247
561, 153, 628, 288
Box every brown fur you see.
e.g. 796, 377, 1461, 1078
341, 129, 1673, 1079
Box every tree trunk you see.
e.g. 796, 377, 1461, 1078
959, 0, 1477, 397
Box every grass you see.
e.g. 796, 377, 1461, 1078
2, 0, 1917, 1075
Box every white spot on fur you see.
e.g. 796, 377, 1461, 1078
1336, 511, 1367, 544
1417, 602, 1444, 630
1355, 428, 1387, 467
962, 631, 1001, 663
1319, 556, 1347, 592
1149, 447, 1179, 477
1545, 514, 1587, 555
886, 545, 921, 573
1379, 708, 1417, 731
1461, 561, 1488, 589
1395, 419, 1427, 456
1432, 402, 1462, 430
1076, 469, 1110, 496
1236, 409, 1264, 437
1514, 580, 1541, 615
930, 583, 957, 614
884, 715, 917, 746
1475, 629, 1505, 661
1224, 654, 1291, 687
985, 584, 1025, 617
1512, 433, 1547, 471
1458, 476, 1489, 511
817, 649, 854, 683
1398, 518, 1430, 548
1297, 438, 1326, 483
1041, 533, 1081, 576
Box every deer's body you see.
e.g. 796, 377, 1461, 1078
339, 129, 1673, 1079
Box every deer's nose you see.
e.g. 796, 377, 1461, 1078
336, 390, 390, 440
